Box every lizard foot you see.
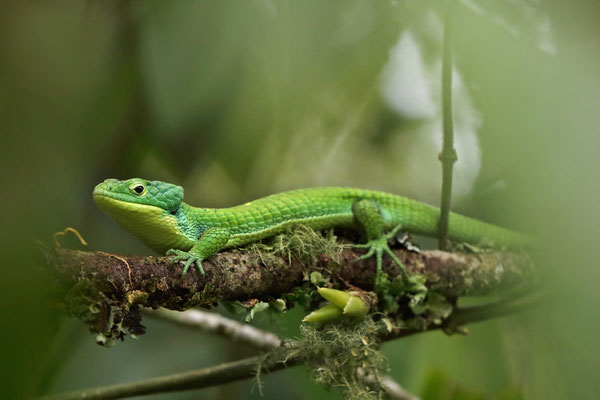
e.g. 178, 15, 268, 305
353, 225, 408, 288
166, 249, 205, 276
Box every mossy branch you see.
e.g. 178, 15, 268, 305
41, 224, 538, 400
43, 238, 535, 343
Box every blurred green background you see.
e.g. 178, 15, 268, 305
1, 0, 599, 399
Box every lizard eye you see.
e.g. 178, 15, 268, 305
129, 183, 146, 196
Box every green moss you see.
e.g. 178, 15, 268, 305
374, 272, 429, 314
60, 280, 146, 346
310, 271, 328, 286
62, 280, 106, 324
289, 318, 389, 400
282, 286, 323, 310
245, 225, 343, 268
240, 225, 347, 314
226, 299, 289, 322
184, 283, 217, 308
125, 290, 148, 305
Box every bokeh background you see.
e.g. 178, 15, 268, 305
1, 0, 599, 399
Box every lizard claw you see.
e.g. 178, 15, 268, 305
353, 235, 408, 288
354, 246, 375, 261
166, 249, 205, 276
385, 224, 403, 240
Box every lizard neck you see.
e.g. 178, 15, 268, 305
176, 202, 224, 239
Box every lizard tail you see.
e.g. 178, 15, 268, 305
390, 197, 530, 248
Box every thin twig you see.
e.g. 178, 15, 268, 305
357, 367, 421, 400
381, 376, 421, 400
37, 349, 301, 400
38, 292, 538, 400
143, 308, 282, 350
383, 291, 542, 340
441, 290, 543, 331
148, 309, 421, 399
54, 227, 88, 248
438, 0, 458, 250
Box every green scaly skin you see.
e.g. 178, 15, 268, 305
93, 178, 529, 283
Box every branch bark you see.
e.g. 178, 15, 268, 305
40, 238, 537, 400
44, 245, 535, 342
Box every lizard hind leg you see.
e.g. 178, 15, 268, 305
351, 200, 408, 286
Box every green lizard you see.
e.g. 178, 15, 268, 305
93, 178, 528, 281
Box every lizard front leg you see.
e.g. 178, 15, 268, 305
167, 227, 231, 276
351, 200, 408, 286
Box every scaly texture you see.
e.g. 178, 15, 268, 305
93, 178, 529, 276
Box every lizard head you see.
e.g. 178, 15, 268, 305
93, 178, 189, 253
93, 178, 184, 213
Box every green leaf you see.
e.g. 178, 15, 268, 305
220, 300, 241, 315
310, 271, 327, 286
269, 298, 287, 312
245, 301, 270, 322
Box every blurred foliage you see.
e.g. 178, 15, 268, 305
420, 368, 523, 400
1, 0, 599, 399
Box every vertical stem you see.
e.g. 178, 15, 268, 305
438, 0, 458, 250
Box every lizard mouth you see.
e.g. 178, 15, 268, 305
93, 192, 168, 236
93, 182, 115, 198
93, 183, 150, 213
92, 188, 108, 198
92, 185, 113, 206
92, 183, 134, 205
93, 182, 170, 219
93, 190, 126, 212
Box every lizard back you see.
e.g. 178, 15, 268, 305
180, 187, 527, 249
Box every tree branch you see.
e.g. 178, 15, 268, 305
380, 376, 421, 400
438, 0, 458, 250
38, 291, 538, 400
37, 348, 300, 400
44, 245, 535, 341
148, 307, 422, 400
148, 308, 422, 400
143, 308, 282, 350
381, 290, 542, 340
358, 368, 421, 400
